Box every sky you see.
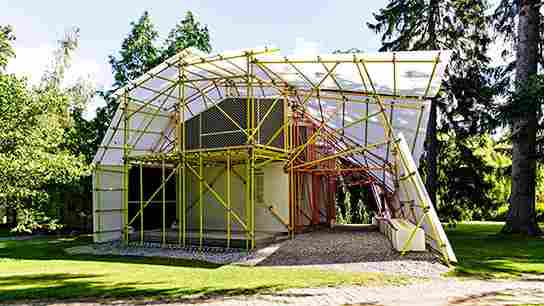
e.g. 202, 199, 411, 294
1, 0, 388, 117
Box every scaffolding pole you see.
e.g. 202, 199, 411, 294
226, 150, 231, 248
122, 93, 129, 242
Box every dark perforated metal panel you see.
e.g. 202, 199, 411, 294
182, 97, 284, 150
184, 115, 200, 150
258, 98, 285, 148
202, 132, 246, 149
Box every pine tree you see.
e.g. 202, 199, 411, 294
96, 11, 212, 145
368, 0, 494, 205
161, 11, 211, 61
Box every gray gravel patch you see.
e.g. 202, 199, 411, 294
256, 230, 448, 278
67, 230, 448, 278
66, 241, 251, 264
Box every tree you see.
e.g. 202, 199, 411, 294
435, 132, 511, 222
161, 11, 211, 61
493, 0, 542, 235
96, 10, 212, 150
0, 75, 89, 232
368, 0, 494, 206
0, 27, 93, 232
109, 12, 160, 92
0, 25, 15, 71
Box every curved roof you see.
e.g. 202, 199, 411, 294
95, 47, 451, 173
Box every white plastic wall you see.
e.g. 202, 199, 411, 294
93, 165, 124, 242
186, 162, 289, 234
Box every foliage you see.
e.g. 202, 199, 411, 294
161, 11, 211, 60
495, 75, 544, 126
368, 0, 498, 134
0, 27, 95, 232
0, 74, 89, 232
434, 133, 511, 222
446, 222, 544, 278
336, 182, 374, 224
96, 10, 212, 150
108, 12, 161, 92
0, 237, 408, 302
0, 25, 15, 71
493, 0, 543, 65
368, 0, 497, 210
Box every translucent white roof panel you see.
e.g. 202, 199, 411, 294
96, 47, 450, 187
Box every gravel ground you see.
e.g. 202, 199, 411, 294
255, 230, 449, 278
67, 230, 448, 277
66, 241, 251, 264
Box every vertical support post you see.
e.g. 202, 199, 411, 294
244, 52, 256, 250
250, 54, 256, 250
162, 159, 166, 245
122, 94, 129, 242
226, 150, 231, 248
250, 148, 256, 249
245, 150, 251, 250
178, 65, 186, 246
96, 168, 101, 240
199, 152, 204, 249
287, 105, 294, 239
139, 163, 144, 244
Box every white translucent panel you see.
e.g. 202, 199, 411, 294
397, 62, 434, 96
129, 86, 155, 102
222, 57, 247, 75
96, 148, 123, 165
186, 99, 206, 117
140, 77, 171, 95
94, 102, 172, 165
332, 63, 366, 92
363, 62, 394, 95
157, 66, 178, 80
160, 94, 180, 111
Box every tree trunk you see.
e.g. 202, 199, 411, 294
426, 99, 438, 207
503, 0, 541, 235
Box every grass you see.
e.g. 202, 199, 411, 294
0, 236, 409, 302
0, 226, 15, 237
446, 221, 544, 279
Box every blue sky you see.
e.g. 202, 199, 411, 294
2, 0, 387, 92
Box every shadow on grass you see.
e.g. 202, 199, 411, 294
0, 235, 222, 269
0, 272, 287, 304
446, 223, 544, 279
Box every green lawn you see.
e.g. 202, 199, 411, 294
0, 236, 408, 302
0, 226, 15, 237
446, 221, 544, 278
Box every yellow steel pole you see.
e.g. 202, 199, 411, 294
226, 150, 231, 248
139, 163, 144, 244
249, 53, 256, 249
162, 159, 166, 245
199, 152, 203, 249
122, 94, 129, 242
179, 66, 187, 246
